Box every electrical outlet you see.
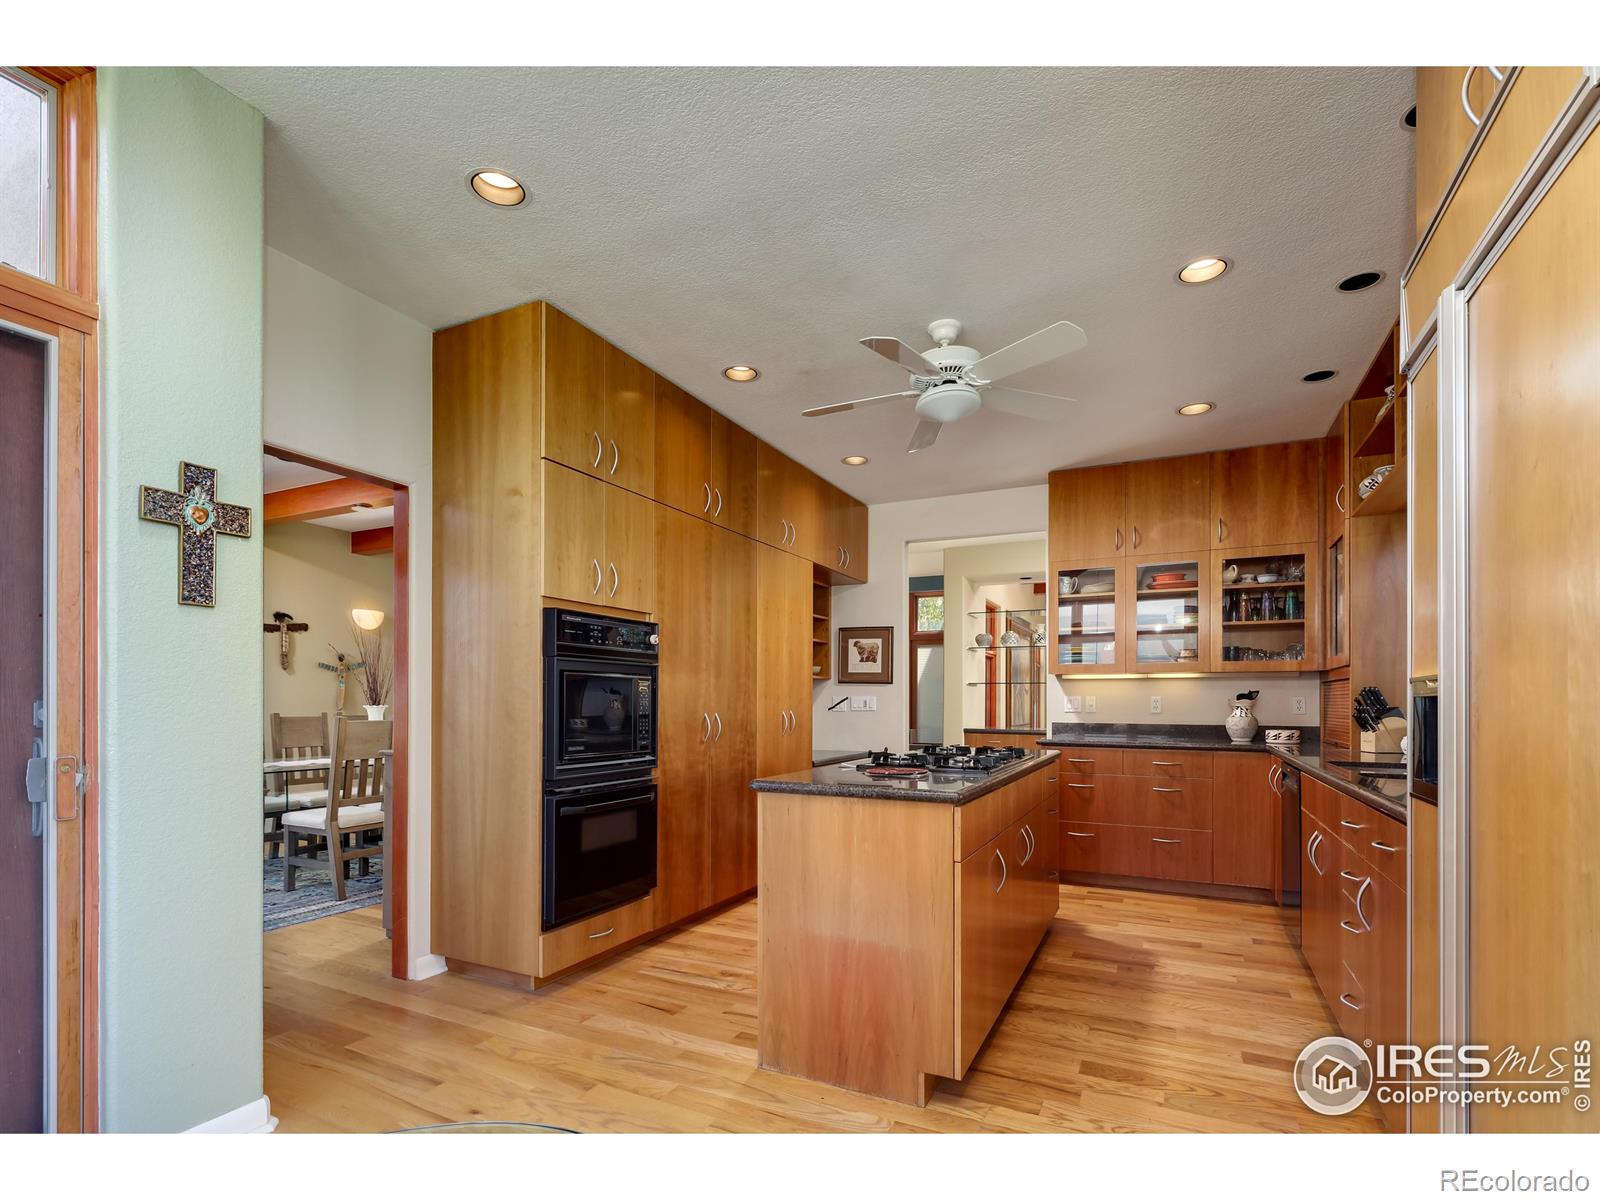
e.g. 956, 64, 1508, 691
1150, 695, 1163, 715
1084, 696, 1097, 714
1063, 695, 1082, 713
1292, 696, 1307, 715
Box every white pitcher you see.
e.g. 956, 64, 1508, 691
1225, 698, 1259, 744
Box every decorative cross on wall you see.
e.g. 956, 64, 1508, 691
138, 462, 252, 607
265, 611, 310, 671
317, 647, 364, 714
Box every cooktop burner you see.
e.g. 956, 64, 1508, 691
856, 745, 1030, 775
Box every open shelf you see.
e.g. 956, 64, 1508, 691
1351, 454, 1407, 516
1223, 620, 1305, 629
1353, 399, 1397, 458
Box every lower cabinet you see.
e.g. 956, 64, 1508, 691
1300, 775, 1407, 1131
1212, 752, 1279, 889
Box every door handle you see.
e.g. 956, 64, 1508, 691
609, 439, 619, 476
703, 482, 712, 513
1114, 527, 1123, 551
591, 431, 603, 468
1371, 840, 1399, 854
1066, 757, 1093, 764
713, 487, 723, 517
1461, 66, 1483, 127
1339, 818, 1365, 830
1338, 992, 1363, 1011
591, 559, 602, 595
701, 713, 711, 744
843, 548, 850, 569
1150, 760, 1181, 767
609, 562, 620, 598
993, 847, 1007, 893
713, 712, 723, 741
1217, 518, 1224, 544
1131, 525, 1140, 549
1352, 876, 1372, 930
24, 743, 48, 837
1066, 782, 1093, 790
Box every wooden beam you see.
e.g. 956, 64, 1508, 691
351, 527, 394, 556
264, 478, 392, 524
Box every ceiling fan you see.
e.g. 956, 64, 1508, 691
803, 317, 1087, 453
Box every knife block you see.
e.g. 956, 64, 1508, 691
1359, 715, 1407, 755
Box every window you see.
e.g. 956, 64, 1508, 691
0, 68, 55, 283
909, 590, 945, 746
914, 594, 944, 634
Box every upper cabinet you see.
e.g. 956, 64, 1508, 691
541, 305, 655, 498
1047, 464, 1126, 560
819, 480, 868, 583
757, 442, 817, 559
1126, 454, 1211, 555
1209, 441, 1321, 549
654, 378, 759, 538
710, 412, 759, 539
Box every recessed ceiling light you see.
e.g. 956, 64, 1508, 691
1176, 402, 1215, 416
469, 170, 526, 207
1177, 257, 1229, 285
1337, 271, 1384, 292
1403, 105, 1417, 129
841, 455, 868, 466
1302, 370, 1337, 383
723, 365, 759, 382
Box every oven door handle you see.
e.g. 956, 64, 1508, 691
557, 794, 654, 817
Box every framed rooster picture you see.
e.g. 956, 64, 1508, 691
838, 626, 893, 684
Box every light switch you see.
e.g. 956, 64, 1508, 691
1085, 696, 1097, 714
1064, 695, 1082, 713
864, 695, 877, 711
850, 696, 869, 711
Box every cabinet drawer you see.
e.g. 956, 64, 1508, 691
956, 782, 1013, 860
1362, 810, 1407, 888
1122, 749, 1213, 780
1302, 775, 1342, 835
1060, 821, 1213, 884
1054, 747, 1123, 778
1063, 775, 1212, 830
538, 893, 655, 978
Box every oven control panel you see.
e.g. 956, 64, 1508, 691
546, 608, 660, 657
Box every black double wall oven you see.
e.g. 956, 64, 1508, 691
542, 608, 659, 930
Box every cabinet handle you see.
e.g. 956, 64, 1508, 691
1339, 818, 1365, 830
1371, 840, 1399, 853
1047, 807, 1057, 816
1338, 992, 1363, 1011
844, 548, 851, 568
591, 559, 602, 595
1339, 869, 1362, 881
1150, 760, 1181, 767
1114, 527, 1123, 551
1217, 518, 1224, 544
1307, 829, 1324, 875
713, 712, 723, 741
1151, 786, 1182, 794
703, 482, 712, 513
1151, 837, 1182, 844
1066, 757, 1093, 764
1268, 762, 1281, 795
1461, 66, 1483, 127
609, 562, 620, 598
1340, 920, 1365, 935
1065, 831, 1095, 838
609, 439, 619, 476
1066, 782, 1093, 790
1132, 525, 1140, 549
700, 713, 712, 744
1016, 827, 1031, 865
1353, 876, 1372, 930
713, 487, 723, 517
588, 926, 615, 940
993, 847, 1007, 893
591, 431, 603, 468
1335, 483, 1346, 514
1046, 776, 1057, 783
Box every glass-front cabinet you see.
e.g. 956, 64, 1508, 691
1052, 559, 1126, 674
1129, 555, 1208, 672
1209, 542, 1320, 672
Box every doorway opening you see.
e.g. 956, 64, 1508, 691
261, 446, 410, 979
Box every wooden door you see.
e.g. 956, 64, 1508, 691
1300, 810, 1335, 1006
707, 527, 757, 900
711, 414, 758, 537
0, 324, 47, 1131
840, 494, 867, 582
653, 377, 713, 518
1210, 441, 1320, 548
1048, 464, 1126, 559
784, 550, 814, 769
541, 460, 608, 603
652, 509, 712, 925
1212, 752, 1276, 889
602, 342, 655, 497
786, 459, 823, 566
1051, 558, 1129, 675
1127, 551, 1207, 673
541, 305, 608, 476
1464, 129, 1599, 1133
1126, 454, 1209, 555
603, 482, 656, 612
755, 440, 792, 551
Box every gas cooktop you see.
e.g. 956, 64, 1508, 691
856, 745, 1029, 775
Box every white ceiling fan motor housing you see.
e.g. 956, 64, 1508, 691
915, 380, 982, 424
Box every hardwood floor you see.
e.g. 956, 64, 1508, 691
263, 884, 1381, 1133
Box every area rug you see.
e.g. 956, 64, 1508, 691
263, 856, 383, 932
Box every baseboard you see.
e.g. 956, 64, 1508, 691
185, 1095, 278, 1134
411, 953, 447, 980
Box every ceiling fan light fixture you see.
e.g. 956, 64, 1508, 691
841, 455, 868, 466
1176, 402, 1215, 416
469, 170, 526, 207
722, 365, 759, 382
1177, 256, 1229, 285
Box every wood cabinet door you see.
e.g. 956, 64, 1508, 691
603, 342, 655, 497
1048, 464, 1126, 559
1324, 406, 1350, 538
653, 508, 713, 926
541, 305, 608, 476
785, 550, 815, 769
1212, 752, 1277, 889
603, 482, 656, 612
708, 527, 757, 900
711, 413, 758, 537
1126, 454, 1209, 555
1209, 441, 1320, 548
654, 377, 713, 519
841, 494, 868, 582
541, 460, 607, 603
956, 831, 1011, 1073
787, 460, 823, 566
755, 543, 795, 775
756, 441, 792, 551
1368, 869, 1408, 1131
1414, 67, 1479, 240
1300, 808, 1337, 1006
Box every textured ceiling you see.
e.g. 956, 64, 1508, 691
210, 67, 1415, 504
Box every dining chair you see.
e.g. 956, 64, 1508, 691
282, 718, 390, 899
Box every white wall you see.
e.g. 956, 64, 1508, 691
261, 248, 439, 978
814, 482, 1319, 753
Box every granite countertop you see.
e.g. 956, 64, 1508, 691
812, 750, 869, 768
752, 749, 1060, 806
962, 727, 1045, 736
1037, 722, 1407, 824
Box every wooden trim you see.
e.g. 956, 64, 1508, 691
907, 589, 942, 739
389, 487, 410, 979
0, 266, 96, 329
350, 527, 394, 556
265, 444, 401, 492
263, 477, 393, 523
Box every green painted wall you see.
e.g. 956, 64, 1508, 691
98, 68, 264, 1132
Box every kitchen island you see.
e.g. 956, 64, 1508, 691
750, 749, 1060, 1105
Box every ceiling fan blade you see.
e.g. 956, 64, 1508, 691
982, 386, 1078, 420
907, 419, 942, 453
802, 390, 918, 418
861, 336, 937, 376
970, 321, 1087, 384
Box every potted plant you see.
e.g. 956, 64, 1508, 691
351, 620, 392, 721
